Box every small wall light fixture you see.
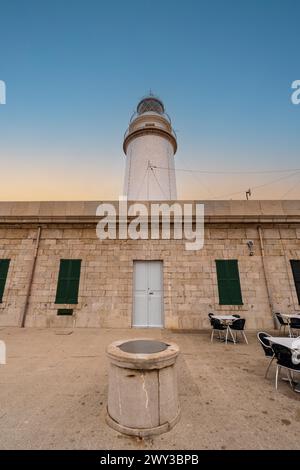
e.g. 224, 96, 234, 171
247, 240, 254, 256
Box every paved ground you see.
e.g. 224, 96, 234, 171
0, 327, 300, 450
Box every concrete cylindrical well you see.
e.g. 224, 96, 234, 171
106, 338, 180, 437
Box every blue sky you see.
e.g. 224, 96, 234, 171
0, 0, 299, 200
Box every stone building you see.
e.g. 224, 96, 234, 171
0, 200, 299, 330
0, 96, 299, 330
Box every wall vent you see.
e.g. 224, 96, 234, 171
57, 309, 73, 316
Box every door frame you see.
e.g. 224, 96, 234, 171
132, 260, 164, 328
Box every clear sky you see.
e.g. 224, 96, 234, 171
0, 0, 299, 200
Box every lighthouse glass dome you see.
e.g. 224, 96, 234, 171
137, 97, 165, 115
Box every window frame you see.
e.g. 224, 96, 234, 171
290, 260, 300, 305
55, 259, 82, 305
215, 259, 243, 306
0, 259, 10, 303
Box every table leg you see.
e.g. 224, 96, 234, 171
281, 377, 300, 393
228, 327, 237, 344
294, 382, 300, 393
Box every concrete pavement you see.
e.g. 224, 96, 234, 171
0, 327, 299, 450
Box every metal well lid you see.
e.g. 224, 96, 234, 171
118, 339, 168, 354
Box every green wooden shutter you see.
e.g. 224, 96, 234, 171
55, 259, 81, 304
216, 260, 230, 304
290, 260, 300, 304
0, 259, 10, 303
55, 260, 69, 303
68, 260, 81, 304
216, 260, 243, 305
227, 260, 243, 305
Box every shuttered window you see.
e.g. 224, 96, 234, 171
290, 260, 300, 305
215, 260, 243, 305
0, 259, 10, 303
55, 259, 81, 304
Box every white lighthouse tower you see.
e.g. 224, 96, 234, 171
123, 95, 177, 200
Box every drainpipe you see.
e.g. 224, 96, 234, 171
257, 225, 276, 328
19, 226, 42, 328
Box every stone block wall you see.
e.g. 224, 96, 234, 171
0, 222, 299, 330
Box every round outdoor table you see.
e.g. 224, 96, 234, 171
281, 313, 300, 320
211, 315, 237, 324
211, 315, 239, 343
268, 336, 300, 393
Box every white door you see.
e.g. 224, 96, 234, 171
133, 261, 163, 327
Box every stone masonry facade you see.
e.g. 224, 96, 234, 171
0, 200, 300, 330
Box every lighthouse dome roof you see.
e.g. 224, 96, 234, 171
136, 95, 164, 115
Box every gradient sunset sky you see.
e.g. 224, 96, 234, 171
0, 0, 299, 201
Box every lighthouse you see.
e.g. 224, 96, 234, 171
123, 95, 177, 200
